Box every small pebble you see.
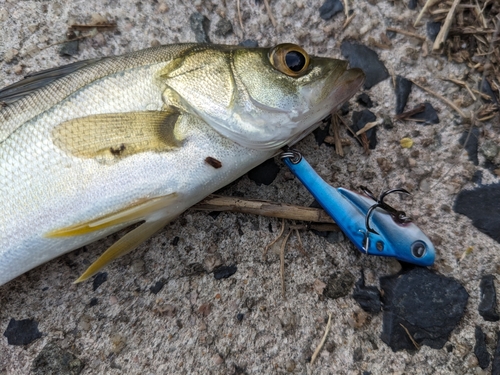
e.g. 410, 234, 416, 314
475, 326, 491, 370
480, 140, 498, 161
459, 127, 480, 165
352, 273, 381, 314
247, 158, 280, 186
3, 318, 42, 345
190, 13, 211, 43
492, 332, 500, 374
395, 76, 412, 115
319, 0, 344, 20
478, 275, 500, 322
324, 271, 355, 300
31, 341, 84, 375
239, 39, 258, 48
454, 182, 500, 243
427, 22, 442, 42
92, 272, 107, 291
380, 267, 468, 351
212, 354, 224, 365
351, 110, 377, 149
409, 102, 440, 125
356, 93, 373, 108
341, 41, 389, 89
150, 280, 165, 294
213, 265, 237, 280
400, 138, 413, 148
214, 18, 233, 37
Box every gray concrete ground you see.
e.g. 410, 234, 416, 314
1, 0, 499, 374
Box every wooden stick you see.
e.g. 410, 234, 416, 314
432, 0, 461, 52
386, 27, 426, 42
193, 195, 335, 224
414, 0, 440, 27
410, 79, 469, 119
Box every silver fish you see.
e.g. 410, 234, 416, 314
0, 43, 364, 285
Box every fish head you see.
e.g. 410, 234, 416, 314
161, 43, 365, 150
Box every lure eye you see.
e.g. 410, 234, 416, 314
411, 241, 426, 258
269, 44, 310, 77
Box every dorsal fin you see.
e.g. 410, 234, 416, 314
0, 58, 102, 105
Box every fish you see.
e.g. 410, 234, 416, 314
0, 43, 365, 286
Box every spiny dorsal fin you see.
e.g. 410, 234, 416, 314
0, 58, 103, 105
52, 110, 181, 161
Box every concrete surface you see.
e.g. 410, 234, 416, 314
1, 0, 499, 374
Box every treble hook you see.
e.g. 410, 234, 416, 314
360, 186, 413, 236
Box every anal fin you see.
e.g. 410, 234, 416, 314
45, 193, 178, 237
75, 218, 172, 283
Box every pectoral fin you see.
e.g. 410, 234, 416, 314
46, 193, 178, 237
75, 218, 171, 283
52, 110, 181, 160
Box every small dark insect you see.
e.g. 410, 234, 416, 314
0, 102, 7, 108
110, 144, 126, 156
205, 156, 222, 169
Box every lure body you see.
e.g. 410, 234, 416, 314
283, 155, 435, 266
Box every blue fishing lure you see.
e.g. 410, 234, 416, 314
282, 150, 435, 266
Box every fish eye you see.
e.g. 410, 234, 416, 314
269, 44, 310, 77
411, 241, 426, 258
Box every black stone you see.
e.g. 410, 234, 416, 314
479, 78, 499, 105
247, 158, 280, 186
395, 76, 412, 115
214, 18, 233, 37
352, 273, 381, 314
190, 13, 211, 44
319, 0, 344, 20
380, 267, 468, 351
4, 318, 43, 346
237, 313, 244, 322
458, 127, 480, 165
409, 102, 440, 125
408, 0, 418, 10
479, 275, 500, 321
426, 22, 442, 42
353, 347, 363, 361
340, 102, 350, 116
341, 41, 389, 89
313, 117, 332, 147
475, 326, 491, 369
150, 280, 165, 294
472, 170, 483, 185
454, 183, 500, 243
356, 93, 373, 108
208, 211, 221, 219
214, 265, 238, 280
89, 298, 98, 307
493, 331, 500, 375
351, 110, 377, 149
60, 40, 79, 57
324, 271, 355, 300
32, 341, 84, 375
92, 272, 107, 291
239, 39, 259, 48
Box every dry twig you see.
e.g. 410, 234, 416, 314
310, 313, 333, 365
432, 0, 462, 52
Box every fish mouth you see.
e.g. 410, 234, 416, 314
287, 67, 365, 147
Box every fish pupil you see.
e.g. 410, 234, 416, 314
285, 51, 306, 72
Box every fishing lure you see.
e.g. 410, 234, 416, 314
281, 150, 435, 266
